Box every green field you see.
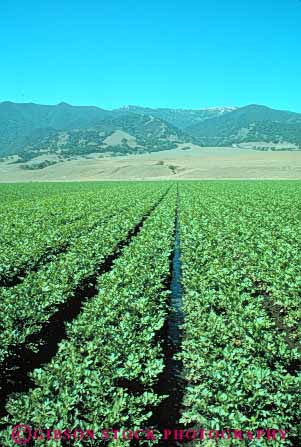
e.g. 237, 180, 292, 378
0, 181, 300, 446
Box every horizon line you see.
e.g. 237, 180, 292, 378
0, 99, 300, 114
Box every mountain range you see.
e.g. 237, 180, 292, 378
0, 101, 300, 166
117, 105, 237, 129
187, 104, 301, 147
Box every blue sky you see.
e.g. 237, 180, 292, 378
0, 0, 300, 111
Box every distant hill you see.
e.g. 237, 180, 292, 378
187, 104, 301, 146
0, 106, 194, 162
0, 102, 301, 165
0, 101, 111, 154
115, 105, 236, 129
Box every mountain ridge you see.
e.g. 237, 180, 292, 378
0, 101, 300, 164
187, 104, 301, 146
114, 105, 237, 129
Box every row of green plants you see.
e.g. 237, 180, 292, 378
0, 180, 299, 446
0, 185, 167, 372
178, 181, 301, 446
0, 181, 142, 203
0, 183, 162, 285
0, 190, 177, 446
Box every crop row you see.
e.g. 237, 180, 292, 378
178, 182, 301, 446
0, 185, 168, 372
0, 181, 134, 204
0, 183, 164, 286
0, 189, 177, 446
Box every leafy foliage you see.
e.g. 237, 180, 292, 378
0, 187, 176, 447
0, 183, 167, 368
0, 181, 300, 447
178, 181, 301, 446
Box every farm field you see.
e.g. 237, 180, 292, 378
1, 147, 301, 182
0, 181, 300, 447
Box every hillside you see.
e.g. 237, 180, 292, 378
115, 105, 236, 129
1, 102, 301, 168
2, 112, 195, 166
0, 101, 234, 157
0, 101, 111, 155
187, 104, 301, 147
